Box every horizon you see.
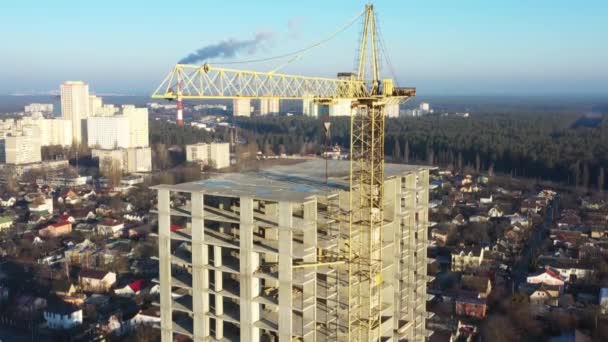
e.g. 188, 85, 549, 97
1, 1, 607, 96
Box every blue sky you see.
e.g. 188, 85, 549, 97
0, 0, 607, 95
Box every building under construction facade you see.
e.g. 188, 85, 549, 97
153, 159, 432, 341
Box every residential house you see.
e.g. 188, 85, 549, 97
527, 268, 566, 287
431, 225, 451, 246
469, 215, 489, 223
61, 190, 81, 205
455, 294, 487, 319
71, 208, 95, 222
452, 214, 467, 226
79, 269, 116, 293
480, 195, 492, 205
452, 246, 489, 272
488, 206, 504, 218
96, 218, 125, 237
64, 239, 96, 267
529, 284, 561, 307
0, 215, 13, 230
131, 307, 161, 326
537, 256, 595, 281
0, 196, 16, 207
43, 300, 83, 330
39, 221, 72, 238
114, 280, 144, 297
29, 197, 53, 213
461, 275, 492, 299
52, 280, 78, 297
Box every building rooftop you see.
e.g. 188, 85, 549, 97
152, 159, 427, 202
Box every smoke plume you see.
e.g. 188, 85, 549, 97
179, 31, 276, 64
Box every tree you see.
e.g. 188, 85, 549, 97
598, 166, 605, 191
100, 157, 122, 187
404, 140, 410, 163
393, 139, 401, 162
583, 162, 590, 188
475, 152, 481, 173
154, 143, 170, 170
457, 152, 463, 171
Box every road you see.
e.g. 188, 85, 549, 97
511, 195, 559, 291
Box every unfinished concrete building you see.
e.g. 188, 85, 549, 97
153, 159, 432, 341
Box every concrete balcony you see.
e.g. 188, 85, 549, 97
254, 263, 279, 281
208, 278, 240, 300
292, 290, 315, 312
208, 299, 240, 325
208, 255, 240, 274
293, 268, 316, 285
253, 287, 278, 307
255, 309, 279, 332
172, 316, 194, 337
171, 248, 192, 266
173, 294, 193, 313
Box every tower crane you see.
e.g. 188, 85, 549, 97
152, 5, 415, 341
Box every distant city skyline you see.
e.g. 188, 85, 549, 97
1, 0, 607, 95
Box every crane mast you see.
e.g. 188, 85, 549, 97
152, 4, 415, 341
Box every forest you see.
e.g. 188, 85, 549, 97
149, 110, 608, 190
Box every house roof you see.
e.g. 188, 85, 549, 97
461, 275, 491, 293
46, 298, 80, 315
79, 269, 109, 280
50, 221, 71, 228
51, 279, 74, 293
128, 280, 144, 292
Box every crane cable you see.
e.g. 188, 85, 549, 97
375, 13, 399, 87
208, 8, 366, 70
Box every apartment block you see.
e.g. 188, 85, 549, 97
233, 99, 251, 117
186, 143, 230, 169
259, 99, 280, 115
60, 81, 90, 145
87, 116, 130, 149
92, 147, 152, 174
152, 159, 432, 341
1, 132, 41, 165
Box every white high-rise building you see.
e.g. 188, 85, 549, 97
329, 99, 352, 117
60, 81, 90, 145
260, 98, 279, 115
88, 103, 152, 174
86, 116, 130, 149
385, 103, 400, 118
89, 95, 103, 116
24, 103, 53, 114
302, 98, 319, 117
1, 132, 41, 165
420, 102, 430, 112
233, 99, 251, 117
121, 105, 149, 148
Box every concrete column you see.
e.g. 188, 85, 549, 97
239, 197, 260, 340
158, 189, 172, 342
214, 246, 224, 339
191, 192, 208, 340
303, 200, 316, 342
278, 201, 293, 341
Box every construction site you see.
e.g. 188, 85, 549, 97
152, 4, 432, 342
